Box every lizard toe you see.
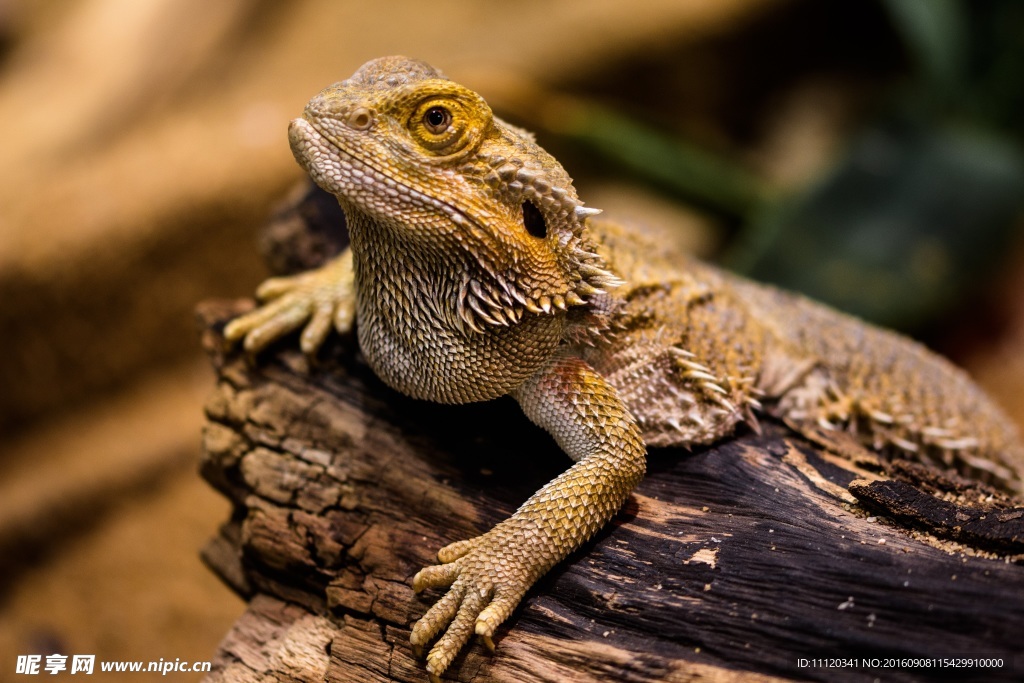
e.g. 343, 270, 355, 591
241, 302, 311, 354
254, 274, 303, 301
224, 297, 308, 352
474, 586, 524, 638
413, 559, 461, 593
425, 586, 491, 677
300, 301, 335, 355
333, 301, 354, 335
410, 582, 463, 648
436, 537, 478, 563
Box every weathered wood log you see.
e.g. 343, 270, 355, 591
198, 185, 1024, 683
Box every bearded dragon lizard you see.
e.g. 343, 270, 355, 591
224, 56, 1024, 680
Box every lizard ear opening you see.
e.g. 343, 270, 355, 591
522, 200, 547, 239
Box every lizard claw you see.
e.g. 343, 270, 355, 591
410, 532, 532, 678
224, 252, 354, 356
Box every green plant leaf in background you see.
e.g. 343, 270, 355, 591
554, 100, 765, 218
880, 0, 966, 99
726, 0, 1024, 330
729, 120, 1024, 330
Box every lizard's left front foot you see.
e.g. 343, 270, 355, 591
411, 530, 536, 679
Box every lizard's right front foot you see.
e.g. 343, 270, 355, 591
410, 528, 538, 682
224, 251, 355, 355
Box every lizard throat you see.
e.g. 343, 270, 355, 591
344, 208, 566, 404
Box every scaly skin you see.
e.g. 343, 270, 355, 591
224, 56, 1024, 679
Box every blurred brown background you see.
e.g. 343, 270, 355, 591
1, 0, 1022, 679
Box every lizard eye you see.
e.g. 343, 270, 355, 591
423, 106, 451, 134
408, 91, 489, 157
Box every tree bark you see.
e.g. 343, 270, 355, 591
197, 185, 1024, 683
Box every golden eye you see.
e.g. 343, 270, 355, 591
408, 91, 488, 158
423, 106, 451, 134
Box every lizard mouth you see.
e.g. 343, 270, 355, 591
288, 116, 479, 233
288, 117, 360, 197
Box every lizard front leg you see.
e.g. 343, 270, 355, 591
224, 248, 354, 354
411, 351, 647, 679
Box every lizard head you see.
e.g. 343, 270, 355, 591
288, 56, 619, 333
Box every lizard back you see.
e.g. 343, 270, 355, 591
582, 217, 1024, 492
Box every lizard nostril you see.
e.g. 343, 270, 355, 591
522, 201, 547, 239
347, 107, 373, 130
